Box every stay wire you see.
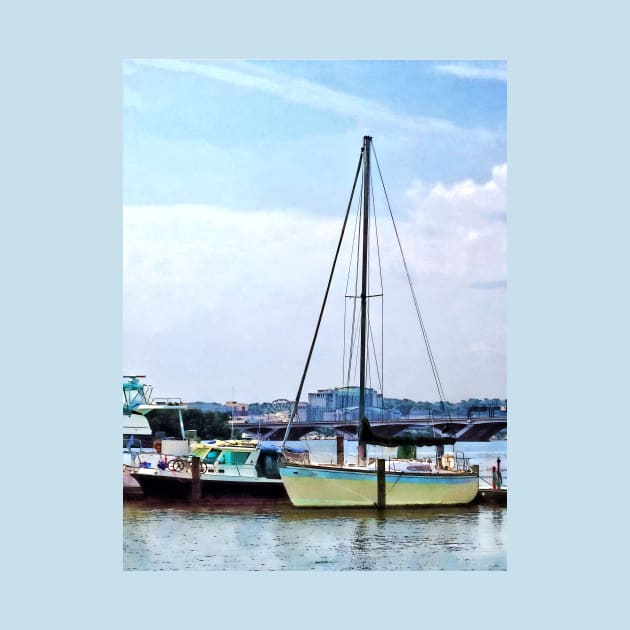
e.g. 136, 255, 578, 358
368, 319, 383, 398
344, 179, 363, 403
282, 149, 364, 446
345, 178, 363, 395
342, 180, 363, 401
370, 175, 385, 413
372, 144, 450, 416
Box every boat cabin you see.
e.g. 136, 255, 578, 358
189, 441, 284, 479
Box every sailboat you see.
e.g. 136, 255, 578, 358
278, 136, 479, 508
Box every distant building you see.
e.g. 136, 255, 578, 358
307, 386, 383, 421
295, 401, 309, 421
307, 389, 335, 420
245, 400, 307, 425
225, 400, 249, 419
331, 406, 388, 421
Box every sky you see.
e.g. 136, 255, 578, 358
123, 60, 507, 404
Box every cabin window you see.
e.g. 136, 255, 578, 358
260, 454, 281, 478
203, 450, 220, 464
217, 451, 250, 466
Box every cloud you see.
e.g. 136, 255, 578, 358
404, 164, 507, 285
124, 203, 345, 400
434, 62, 507, 81
124, 165, 507, 401
129, 59, 465, 134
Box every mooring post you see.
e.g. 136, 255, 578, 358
191, 456, 201, 503
376, 458, 386, 508
496, 457, 503, 489
336, 435, 344, 465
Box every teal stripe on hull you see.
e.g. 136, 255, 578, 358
279, 466, 475, 484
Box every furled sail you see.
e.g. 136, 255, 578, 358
358, 417, 456, 447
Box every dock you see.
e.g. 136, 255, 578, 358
475, 486, 507, 506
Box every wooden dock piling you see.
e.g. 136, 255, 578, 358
191, 456, 201, 503
376, 458, 386, 508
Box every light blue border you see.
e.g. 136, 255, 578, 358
7, 0, 624, 625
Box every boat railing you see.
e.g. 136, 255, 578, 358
152, 397, 185, 406
454, 451, 470, 471
282, 450, 310, 465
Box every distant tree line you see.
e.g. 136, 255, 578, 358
248, 402, 287, 415
381, 397, 507, 417
249, 397, 507, 418
148, 409, 238, 440
146, 399, 506, 441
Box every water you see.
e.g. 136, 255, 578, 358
123, 440, 507, 571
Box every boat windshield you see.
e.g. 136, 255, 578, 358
203, 450, 220, 464
217, 450, 250, 466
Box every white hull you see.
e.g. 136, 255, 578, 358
279, 463, 478, 507
123, 412, 153, 436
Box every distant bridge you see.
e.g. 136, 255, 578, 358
234, 417, 507, 442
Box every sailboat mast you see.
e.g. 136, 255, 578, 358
359, 135, 371, 434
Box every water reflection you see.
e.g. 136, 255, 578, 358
124, 500, 506, 571
124, 441, 507, 571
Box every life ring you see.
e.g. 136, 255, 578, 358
441, 453, 455, 470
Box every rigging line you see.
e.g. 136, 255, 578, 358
352, 332, 360, 390
366, 311, 370, 398
372, 145, 450, 414
366, 339, 371, 398
344, 290, 359, 395
282, 149, 364, 446
345, 179, 363, 395
366, 190, 370, 399
365, 328, 376, 420
341, 300, 348, 392
365, 170, 381, 416
350, 296, 360, 363
346, 312, 360, 395
370, 172, 385, 408
342, 188, 363, 390
367, 317, 383, 395
344, 181, 361, 397
370, 173, 385, 296
366, 224, 374, 399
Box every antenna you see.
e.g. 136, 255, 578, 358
231, 385, 235, 439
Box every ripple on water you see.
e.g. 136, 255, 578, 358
123, 500, 506, 571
